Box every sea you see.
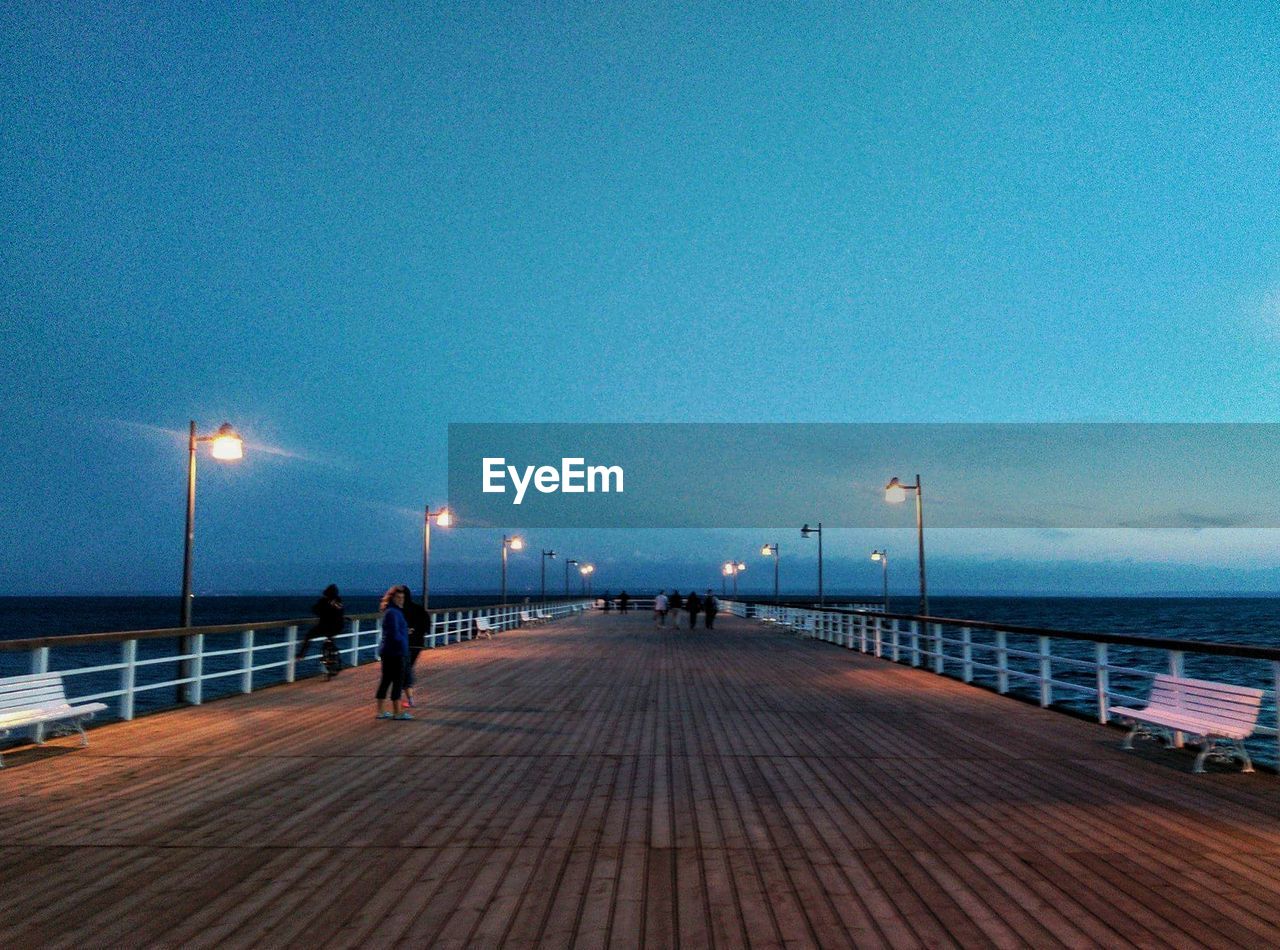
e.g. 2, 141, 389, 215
2, 594, 1277, 767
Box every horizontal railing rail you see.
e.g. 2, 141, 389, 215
728, 599, 1280, 775
0, 599, 595, 743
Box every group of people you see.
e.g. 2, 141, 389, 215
653, 590, 718, 630
373, 584, 431, 720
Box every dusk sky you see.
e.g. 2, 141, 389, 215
4, 4, 1280, 597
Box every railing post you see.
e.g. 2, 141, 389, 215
1096, 643, 1109, 723
191, 634, 204, 705
348, 619, 360, 668
859, 615, 867, 653
910, 621, 920, 667
962, 627, 973, 683
241, 629, 255, 694
120, 639, 137, 720
934, 624, 944, 674
996, 631, 1008, 694
874, 617, 883, 658
31, 646, 49, 743
1038, 636, 1052, 707
1169, 650, 1185, 748
891, 619, 900, 662
285, 625, 297, 683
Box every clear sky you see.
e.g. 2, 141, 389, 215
3, 3, 1280, 597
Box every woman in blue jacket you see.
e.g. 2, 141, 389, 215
375, 585, 412, 720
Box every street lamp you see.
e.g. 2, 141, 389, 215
501, 535, 524, 604
422, 505, 452, 609
723, 560, 746, 598
541, 549, 557, 604
580, 563, 594, 595
180, 421, 243, 627
565, 558, 579, 595
800, 522, 823, 606
760, 543, 779, 603
871, 549, 889, 612
885, 475, 927, 616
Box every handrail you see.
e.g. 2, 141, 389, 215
0, 599, 588, 653
743, 599, 1280, 662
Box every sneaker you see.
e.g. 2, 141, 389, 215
376, 711, 393, 719
394, 712, 414, 720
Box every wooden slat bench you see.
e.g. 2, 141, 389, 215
1108, 674, 1264, 773
0, 672, 108, 767
473, 617, 495, 639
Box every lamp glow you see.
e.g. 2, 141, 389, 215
436, 508, 453, 528
509, 536, 524, 551
209, 424, 243, 461
884, 477, 907, 504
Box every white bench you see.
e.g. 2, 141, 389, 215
535, 609, 551, 623
519, 610, 540, 626
473, 617, 495, 639
0, 672, 108, 767
1108, 674, 1264, 773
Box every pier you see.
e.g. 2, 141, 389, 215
2, 609, 1279, 948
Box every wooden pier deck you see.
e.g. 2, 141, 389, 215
2, 610, 1278, 949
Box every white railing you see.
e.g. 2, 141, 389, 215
0, 599, 594, 740
730, 600, 1280, 774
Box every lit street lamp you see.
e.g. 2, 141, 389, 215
760, 543, 779, 603
501, 535, 524, 604
871, 549, 889, 612
181, 421, 243, 627
565, 558, 579, 595
885, 475, 927, 616
800, 522, 823, 606
422, 506, 452, 609
723, 560, 746, 598
541, 549, 557, 604
580, 563, 595, 595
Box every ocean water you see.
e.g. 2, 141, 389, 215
2, 594, 1277, 767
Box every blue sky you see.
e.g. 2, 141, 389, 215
3, 3, 1280, 596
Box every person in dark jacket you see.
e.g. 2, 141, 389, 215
686, 591, 702, 630
297, 584, 344, 660
375, 586, 411, 720
703, 590, 718, 630
669, 590, 684, 629
401, 586, 430, 708
618, 590, 630, 613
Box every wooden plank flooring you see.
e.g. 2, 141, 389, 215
1, 610, 1279, 948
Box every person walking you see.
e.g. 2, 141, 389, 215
401, 586, 429, 709
375, 585, 412, 720
669, 589, 684, 630
686, 591, 702, 630
618, 590, 630, 613
654, 591, 668, 626
297, 584, 344, 661
703, 590, 718, 630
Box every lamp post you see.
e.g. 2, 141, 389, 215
871, 549, 889, 612
723, 561, 745, 598
580, 563, 594, 595
800, 522, 823, 606
421, 506, 452, 609
501, 535, 524, 605
540, 549, 557, 604
885, 475, 927, 616
761, 543, 779, 603
180, 421, 244, 627
178, 421, 242, 705
565, 558, 579, 595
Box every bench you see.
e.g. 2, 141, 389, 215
473, 617, 495, 639
0, 672, 108, 767
519, 610, 544, 626
534, 609, 551, 623
1108, 674, 1264, 773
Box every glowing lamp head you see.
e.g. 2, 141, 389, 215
735, 562, 746, 571
871, 550, 883, 562
722, 563, 733, 575
209, 423, 243, 461
436, 508, 453, 528
509, 536, 524, 551
884, 477, 907, 504
761, 544, 772, 556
